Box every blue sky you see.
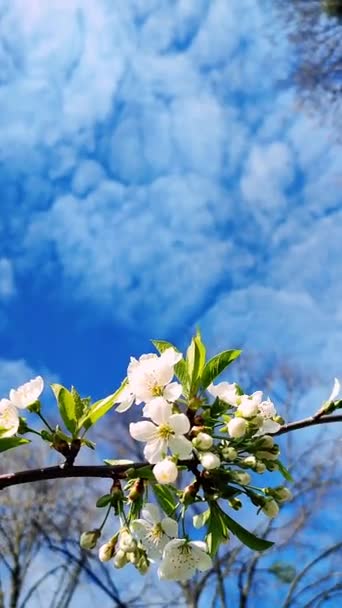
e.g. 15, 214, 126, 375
0, 0, 341, 408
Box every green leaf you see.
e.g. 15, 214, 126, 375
71, 387, 88, 420
152, 340, 189, 390
126, 465, 155, 481
79, 380, 127, 432
0, 437, 30, 453
104, 459, 134, 466
51, 384, 78, 435
96, 494, 113, 508
223, 511, 274, 551
276, 461, 294, 483
186, 330, 207, 395
206, 503, 230, 556
201, 350, 242, 389
153, 484, 178, 517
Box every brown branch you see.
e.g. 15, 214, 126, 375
272, 414, 342, 436
0, 414, 341, 490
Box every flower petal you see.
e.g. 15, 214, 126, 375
0, 399, 20, 437
168, 435, 193, 459
146, 400, 172, 424
141, 503, 160, 525
129, 421, 156, 442
191, 544, 212, 571
163, 382, 182, 402
130, 519, 150, 540
168, 413, 190, 435
144, 438, 166, 464
328, 378, 340, 402
161, 517, 178, 538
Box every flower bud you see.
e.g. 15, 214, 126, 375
255, 450, 279, 461
233, 471, 251, 485
221, 446, 237, 460
182, 480, 200, 505
273, 487, 293, 503
262, 499, 279, 518
80, 529, 101, 550
127, 551, 139, 564
257, 435, 274, 449
228, 497, 242, 510
193, 510, 210, 529
113, 549, 128, 569
192, 432, 213, 450
255, 461, 266, 473
137, 554, 149, 574
118, 529, 137, 553
227, 417, 247, 438
98, 540, 116, 562
242, 455, 257, 468
199, 452, 221, 470
153, 459, 178, 484
128, 478, 144, 502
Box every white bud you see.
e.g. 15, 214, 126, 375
233, 472, 251, 485
255, 450, 278, 461
200, 452, 221, 470
193, 509, 210, 529
98, 541, 115, 562
258, 435, 274, 449
274, 487, 293, 503
255, 461, 266, 473
192, 432, 213, 450
221, 446, 237, 460
227, 417, 247, 438
118, 529, 137, 553
113, 549, 128, 568
243, 455, 257, 468
153, 459, 178, 484
80, 529, 101, 550
262, 499, 279, 518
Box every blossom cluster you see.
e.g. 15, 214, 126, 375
92, 341, 294, 579
1, 335, 340, 583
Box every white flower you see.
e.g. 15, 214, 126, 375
237, 392, 262, 418
131, 503, 178, 560
129, 402, 193, 464
117, 348, 183, 414
153, 459, 178, 484
227, 417, 247, 438
158, 539, 212, 581
254, 398, 281, 436
208, 382, 239, 406
0, 399, 20, 437
199, 452, 220, 470
328, 378, 340, 402
9, 376, 44, 409
192, 432, 213, 450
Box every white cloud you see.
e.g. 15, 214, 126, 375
0, 0, 340, 368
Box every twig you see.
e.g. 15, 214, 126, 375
0, 414, 340, 490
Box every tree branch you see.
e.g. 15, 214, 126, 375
272, 414, 342, 436
0, 414, 340, 490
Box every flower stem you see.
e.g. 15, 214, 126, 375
37, 412, 54, 433
99, 503, 112, 531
